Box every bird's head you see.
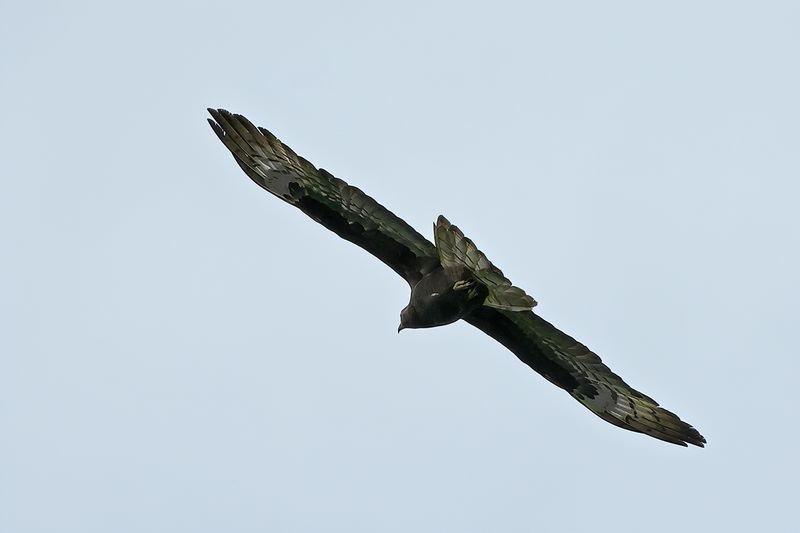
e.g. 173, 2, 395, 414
398, 304, 418, 332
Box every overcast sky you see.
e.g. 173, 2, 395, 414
2, 1, 799, 532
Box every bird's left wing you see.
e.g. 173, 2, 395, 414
208, 109, 439, 285
464, 307, 706, 447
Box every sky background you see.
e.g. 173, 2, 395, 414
2, 1, 799, 531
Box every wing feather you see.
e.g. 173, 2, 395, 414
208, 109, 439, 284
464, 307, 706, 447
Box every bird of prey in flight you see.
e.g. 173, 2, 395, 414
207, 108, 706, 447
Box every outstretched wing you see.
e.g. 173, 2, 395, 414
465, 307, 706, 447
434, 216, 536, 311
207, 109, 439, 285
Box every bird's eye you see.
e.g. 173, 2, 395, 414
430, 292, 439, 297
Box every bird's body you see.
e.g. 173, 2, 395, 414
401, 266, 488, 330
208, 108, 706, 448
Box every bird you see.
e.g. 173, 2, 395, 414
207, 108, 706, 448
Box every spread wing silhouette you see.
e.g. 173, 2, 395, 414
207, 109, 439, 285
465, 308, 705, 446
208, 108, 705, 447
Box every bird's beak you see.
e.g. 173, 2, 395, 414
397, 324, 405, 333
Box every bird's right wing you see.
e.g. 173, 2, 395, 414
464, 306, 706, 447
208, 109, 440, 285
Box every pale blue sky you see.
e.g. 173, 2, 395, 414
2, 1, 799, 531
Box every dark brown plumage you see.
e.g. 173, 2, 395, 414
208, 108, 706, 448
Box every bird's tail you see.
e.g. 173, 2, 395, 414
433, 215, 536, 311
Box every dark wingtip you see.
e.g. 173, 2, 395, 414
685, 422, 707, 448
207, 108, 234, 123
672, 423, 706, 448
682, 428, 706, 448
694, 433, 707, 448
206, 117, 225, 141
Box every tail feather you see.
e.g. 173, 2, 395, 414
434, 216, 536, 311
